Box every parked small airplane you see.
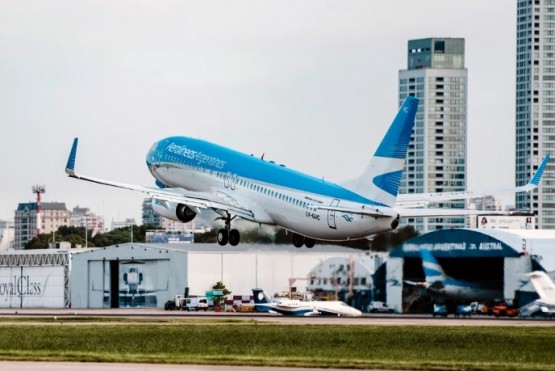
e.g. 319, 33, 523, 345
65, 96, 548, 247
252, 288, 362, 317
519, 271, 555, 317
405, 248, 502, 301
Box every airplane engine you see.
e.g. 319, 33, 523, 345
151, 199, 197, 223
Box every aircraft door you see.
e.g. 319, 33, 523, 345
327, 199, 340, 229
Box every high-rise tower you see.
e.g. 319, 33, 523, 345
398, 38, 468, 233
516, 0, 555, 228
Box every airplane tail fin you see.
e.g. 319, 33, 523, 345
252, 288, 272, 304
420, 249, 449, 287
528, 271, 555, 300
345, 96, 418, 207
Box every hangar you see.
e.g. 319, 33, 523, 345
70, 243, 361, 309
0, 249, 70, 308
386, 228, 555, 313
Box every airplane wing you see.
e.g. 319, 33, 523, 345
404, 280, 427, 288
65, 138, 254, 220
396, 154, 550, 207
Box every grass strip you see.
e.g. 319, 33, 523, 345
0, 324, 553, 370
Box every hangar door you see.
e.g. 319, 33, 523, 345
88, 259, 170, 309
0, 265, 66, 308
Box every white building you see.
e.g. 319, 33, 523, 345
0, 249, 70, 308
70, 206, 105, 235
70, 243, 361, 309
0, 220, 14, 252
399, 38, 468, 233
515, 0, 555, 229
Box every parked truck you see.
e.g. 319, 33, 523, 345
164, 295, 209, 311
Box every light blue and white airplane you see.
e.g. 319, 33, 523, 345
252, 288, 362, 316
406, 248, 502, 301
65, 96, 547, 247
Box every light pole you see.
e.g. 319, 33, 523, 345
84, 216, 88, 248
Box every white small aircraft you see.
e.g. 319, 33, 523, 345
65, 96, 548, 247
519, 271, 555, 317
252, 288, 362, 317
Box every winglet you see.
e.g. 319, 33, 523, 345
520, 154, 550, 192
65, 138, 78, 176
530, 153, 550, 186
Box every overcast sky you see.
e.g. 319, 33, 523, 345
0, 0, 516, 225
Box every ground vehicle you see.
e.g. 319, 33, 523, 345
492, 303, 518, 317
432, 304, 448, 317
454, 305, 472, 318
368, 301, 394, 313
164, 295, 209, 311
469, 301, 484, 314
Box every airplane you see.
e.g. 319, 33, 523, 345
519, 271, 555, 317
252, 288, 362, 317
405, 248, 502, 301
64, 95, 548, 247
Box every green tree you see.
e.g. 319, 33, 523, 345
274, 228, 293, 244
211, 281, 231, 309
240, 228, 273, 244
25, 226, 92, 249
194, 227, 218, 243
371, 225, 419, 251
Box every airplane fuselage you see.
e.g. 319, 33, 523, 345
146, 136, 397, 241
427, 279, 502, 302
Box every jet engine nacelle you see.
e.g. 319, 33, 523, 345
151, 199, 197, 223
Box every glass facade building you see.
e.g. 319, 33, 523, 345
399, 38, 468, 233
516, 0, 555, 229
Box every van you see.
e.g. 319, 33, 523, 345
185, 296, 209, 311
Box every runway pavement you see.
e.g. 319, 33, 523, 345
0, 362, 357, 371
0, 308, 552, 326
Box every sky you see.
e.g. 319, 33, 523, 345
0, 0, 516, 226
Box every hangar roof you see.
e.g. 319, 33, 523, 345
389, 228, 555, 259
72, 243, 362, 255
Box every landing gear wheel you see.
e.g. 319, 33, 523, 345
217, 229, 229, 246
292, 234, 304, 248
304, 238, 315, 248
229, 229, 240, 246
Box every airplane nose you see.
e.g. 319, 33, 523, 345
146, 140, 161, 167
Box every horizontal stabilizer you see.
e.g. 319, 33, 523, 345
398, 208, 506, 218
396, 154, 550, 207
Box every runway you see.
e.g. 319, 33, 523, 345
0, 362, 351, 371
0, 308, 552, 326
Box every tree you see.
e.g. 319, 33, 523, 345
211, 281, 231, 309
371, 225, 419, 251
274, 229, 293, 244
25, 226, 91, 249
194, 227, 218, 243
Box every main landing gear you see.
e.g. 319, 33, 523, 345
292, 233, 315, 248
216, 213, 240, 246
